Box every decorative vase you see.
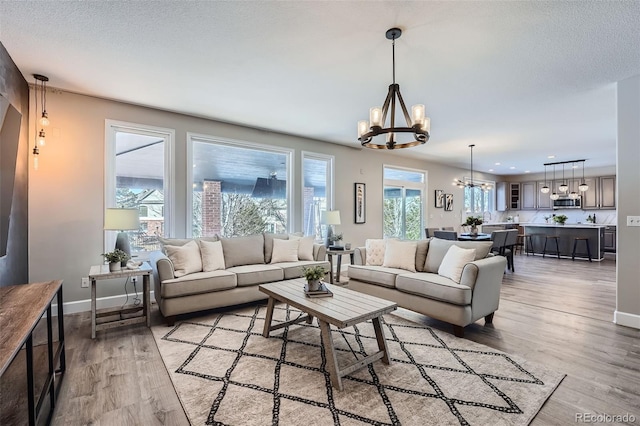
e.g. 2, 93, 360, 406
470, 225, 478, 237
307, 279, 322, 292
109, 262, 121, 272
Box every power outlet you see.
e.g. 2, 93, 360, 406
81, 277, 90, 288
627, 216, 640, 227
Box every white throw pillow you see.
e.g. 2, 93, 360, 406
164, 240, 203, 278
270, 238, 300, 263
290, 235, 315, 261
438, 245, 477, 283
365, 239, 386, 266
382, 239, 418, 272
198, 239, 225, 272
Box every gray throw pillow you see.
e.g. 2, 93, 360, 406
424, 239, 492, 273
220, 234, 265, 267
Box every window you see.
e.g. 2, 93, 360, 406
383, 166, 426, 239
105, 120, 174, 253
463, 179, 495, 214
188, 134, 293, 238
302, 152, 334, 242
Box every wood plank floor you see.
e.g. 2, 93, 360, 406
8, 253, 637, 425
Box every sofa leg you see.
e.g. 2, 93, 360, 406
485, 313, 495, 324
165, 315, 176, 327
452, 325, 465, 338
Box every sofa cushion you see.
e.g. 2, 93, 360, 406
164, 240, 203, 277
161, 270, 237, 298
199, 239, 225, 272
270, 238, 299, 263
289, 235, 315, 261
263, 233, 289, 263
424, 239, 493, 273
158, 236, 218, 253
438, 245, 476, 283
221, 234, 265, 267
272, 260, 331, 279
415, 239, 430, 272
365, 239, 386, 265
396, 273, 472, 306
383, 239, 418, 272
348, 264, 406, 288
226, 264, 284, 286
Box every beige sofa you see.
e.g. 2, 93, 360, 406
150, 233, 329, 325
347, 238, 507, 337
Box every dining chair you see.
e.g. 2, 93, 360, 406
425, 227, 440, 238
502, 229, 519, 272
433, 230, 458, 240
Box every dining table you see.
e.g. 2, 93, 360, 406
457, 233, 492, 241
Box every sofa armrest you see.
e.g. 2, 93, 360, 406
353, 247, 366, 265
313, 243, 327, 261
149, 250, 175, 283
466, 256, 507, 320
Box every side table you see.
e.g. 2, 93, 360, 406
326, 249, 355, 284
88, 263, 152, 339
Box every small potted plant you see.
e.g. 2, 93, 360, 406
329, 233, 344, 249
302, 265, 326, 291
553, 214, 568, 225
463, 216, 483, 236
102, 249, 129, 272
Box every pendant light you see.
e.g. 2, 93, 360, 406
32, 74, 50, 170
452, 145, 491, 191
550, 165, 560, 200
540, 165, 550, 193
558, 164, 568, 193
578, 161, 589, 192
569, 162, 579, 199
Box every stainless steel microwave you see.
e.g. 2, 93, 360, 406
553, 196, 581, 209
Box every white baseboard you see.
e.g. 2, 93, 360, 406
614, 310, 640, 329
50, 291, 155, 317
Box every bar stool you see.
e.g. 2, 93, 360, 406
542, 235, 560, 259
516, 234, 534, 255
572, 237, 592, 262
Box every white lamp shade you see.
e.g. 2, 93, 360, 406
411, 104, 425, 126
369, 107, 383, 127
321, 210, 341, 225
104, 208, 140, 231
357, 120, 369, 138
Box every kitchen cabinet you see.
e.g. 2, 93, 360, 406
537, 181, 552, 209
496, 182, 508, 212
520, 182, 537, 210
509, 183, 520, 210
600, 176, 616, 209
580, 178, 599, 209
603, 225, 616, 252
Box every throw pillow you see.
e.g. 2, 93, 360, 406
290, 235, 315, 260
365, 239, 386, 266
164, 240, 203, 277
270, 238, 300, 263
220, 234, 265, 267
263, 233, 288, 263
382, 239, 418, 272
438, 245, 477, 284
198, 239, 225, 272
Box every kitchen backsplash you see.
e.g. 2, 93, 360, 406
491, 210, 617, 225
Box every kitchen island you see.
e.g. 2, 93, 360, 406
520, 223, 605, 261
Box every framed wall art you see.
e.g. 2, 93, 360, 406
354, 183, 366, 224
445, 193, 454, 211
434, 189, 444, 208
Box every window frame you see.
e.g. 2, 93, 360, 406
382, 165, 428, 239
301, 151, 335, 240
462, 176, 495, 213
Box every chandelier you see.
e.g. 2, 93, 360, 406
543, 159, 588, 198
453, 144, 491, 191
357, 28, 430, 150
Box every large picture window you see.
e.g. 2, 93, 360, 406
463, 179, 495, 214
302, 152, 334, 242
383, 166, 426, 239
105, 120, 174, 253
188, 135, 293, 238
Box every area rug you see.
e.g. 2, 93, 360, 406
151, 304, 564, 425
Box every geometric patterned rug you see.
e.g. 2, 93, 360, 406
151, 303, 565, 425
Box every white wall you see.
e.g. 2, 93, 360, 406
29, 90, 485, 304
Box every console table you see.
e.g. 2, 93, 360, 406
0, 280, 65, 425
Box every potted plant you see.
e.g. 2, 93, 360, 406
553, 214, 568, 225
463, 216, 483, 236
102, 249, 129, 272
329, 233, 344, 249
302, 265, 326, 291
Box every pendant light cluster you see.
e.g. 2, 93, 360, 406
541, 159, 588, 200
453, 144, 491, 191
357, 28, 430, 150
32, 74, 50, 170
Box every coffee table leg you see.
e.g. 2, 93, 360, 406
263, 297, 275, 337
319, 320, 343, 391
372, 316, 391, 365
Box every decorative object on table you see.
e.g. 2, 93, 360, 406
444, 193, 453, 211
102, 249, 130, 272
126, 259, 143, 270
553, 214, 568, 225
354, 183, 366, 223
321, 210, 341, 247
344, 243, 351, 250
544, 215, 551, 223
328, 233, 344, 250
302, 265, 327, 293
434, 189, 444, 208
104, 207, 140, 264
586, 214, 596, 223
356, 28, 430, 150
453, 144, 491, 192
463, 216, 483, 237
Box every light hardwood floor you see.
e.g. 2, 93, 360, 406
44, 254, 640, 425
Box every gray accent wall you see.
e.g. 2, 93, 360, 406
0, 42, 29, 287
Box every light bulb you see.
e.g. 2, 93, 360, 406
38, 129, 46, 146
369, 107, 383, 127
39, 112, 49, 126
541, 185, 550, 194
550, 192, 560, 200
579, 182, 589, 192
357, 120, 368, 138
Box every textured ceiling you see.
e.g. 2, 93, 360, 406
2, 1, 639, 175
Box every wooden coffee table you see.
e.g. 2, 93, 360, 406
259, 279, 397, 391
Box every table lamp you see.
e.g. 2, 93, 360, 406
321, 210, 342, 249
104, 208, 140, 259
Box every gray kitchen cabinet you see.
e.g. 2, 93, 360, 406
537, 181, 552, 209
520, 181, 537, 210
603, 225, 616, 252
600, 176, 616, 209
509, 183, 520, 210
496, 182, 508, 212
580, 177, 599, 209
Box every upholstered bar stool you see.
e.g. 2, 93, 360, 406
542, 235, 560, 259
572, 237, 592, 262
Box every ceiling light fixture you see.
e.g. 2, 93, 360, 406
543, 159, 587, 197
32, 74, 50, 170
569, 162, 579, 199
558, 164, 568, 192
357, 28, 430, 150
453, 144, 491, 192
541, 165, 550, 193
550, 165, 560, 200
578, 161, 589, 192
